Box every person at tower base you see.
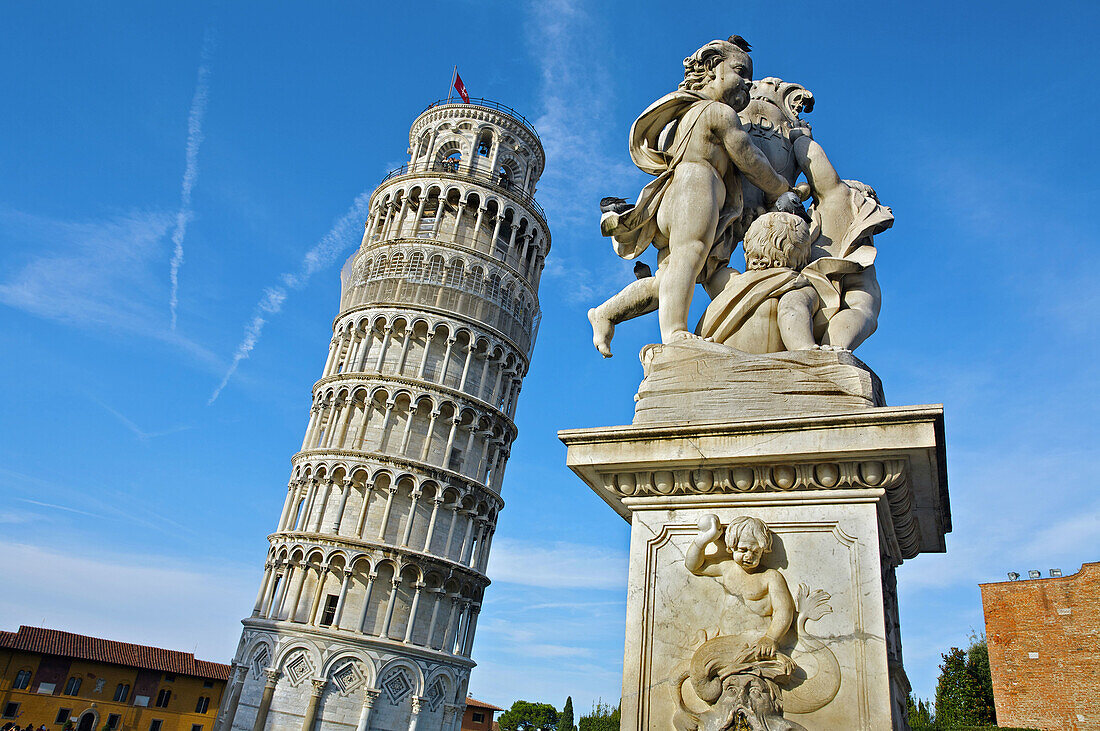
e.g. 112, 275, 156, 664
591, 35, 797, 355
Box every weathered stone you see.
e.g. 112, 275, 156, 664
633, 340, 884, 424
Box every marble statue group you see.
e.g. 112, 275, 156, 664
562, 35, 950, 731
589, 35, 892, 359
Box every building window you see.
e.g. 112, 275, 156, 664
13, 670, 31, 690
56, 708, 71, 724
472, 712, 485, 722
195, 696, 210, 714
320, 594, 339, 626
155, 689, 171, 708
113, 683, 130, 703
64, 677, 82, 696
106, 714, 121, 730
37, 682, 56, 694
3, 703, 19, 719
202, 680, 214, 689
163, 674, 175, 682
149, 720, 162, 731
191, 725, 203, 731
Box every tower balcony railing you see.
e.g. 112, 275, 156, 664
341, 275, 541, 356
378, 160, 546, 222
419, 97, 541, 145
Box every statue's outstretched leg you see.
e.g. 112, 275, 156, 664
588, 275, 657, 357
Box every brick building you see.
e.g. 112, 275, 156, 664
460, 697, 502, 730
0, 626, 229, 731
980, 562, 1099, 730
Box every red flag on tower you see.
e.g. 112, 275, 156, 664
454, 71, 470, 103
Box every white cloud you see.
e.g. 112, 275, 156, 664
0, 540, 252, 663
0, 207, 221, 369
169, 28, 216, 330
207, 191, 371, 403
486, 538, 628, 589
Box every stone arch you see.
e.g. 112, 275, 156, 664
376, 656, 425, 702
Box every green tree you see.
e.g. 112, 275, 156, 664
933, 635, 996, 727
498, 700, 559, 731
905, 692, 934, 729
578, 699, 620, 731
560, 696, 575, 731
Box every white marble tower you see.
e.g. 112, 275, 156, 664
216, 98, 548, 731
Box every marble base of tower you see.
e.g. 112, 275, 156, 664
216, 624, 470, 731
559, 346, 949, 731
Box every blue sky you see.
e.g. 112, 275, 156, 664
1, 0, 1098, 714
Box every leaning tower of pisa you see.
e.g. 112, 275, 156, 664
216, 98, 548, 731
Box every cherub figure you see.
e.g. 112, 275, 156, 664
685, 514, 795, 659
792, 130, 893, 351
591, 36, 796, 354
694, 211, 821, 353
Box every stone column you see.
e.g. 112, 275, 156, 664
311, 479, 334, 532
400, 403, 417, 455
277, 484, 297, 531
308, 566, 330, 625
322, 337, 339, 376
420, 410, 441, 462
378, 399, 397, 451
251, 669, 280, 731
457, 344, 475, 391
400, 489, 421, 547
416, 331, 435, 379
422, 496, 443, 552
286, 563, 308, 622
441, 594, 460, 653
355, 481, 375, 538
438, 337, 456, 386
261, 562, 284, 618
299, 678, 326, 731
332, 569, 353, 628
443, 416, 462, 467
271, 564, 293, 619
213, 663, 246, 731
374, 326, 393, 372
476, 354, 493, 401
403, 582, 424, 643
356, 328, 374, 371
472, 207, 487, 245
331, 480, 352, 534
354, 689, 381, 731
376, 483, 399, 541
357, 571, 377, 634
461, 604, 481, 656
407, 696, 423, 731
380, 578, 401, 638
396, 329, 413, 373
301, 407, 320, 450
251, 562, 274, 616
425, 588, 444, 648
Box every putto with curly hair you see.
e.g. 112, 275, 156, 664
680, 35, 753, 92
743, 212, 812, 272
723, 515, 773, 556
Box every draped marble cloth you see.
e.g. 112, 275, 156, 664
601, 91, 748, 281
695, 268, 818, 345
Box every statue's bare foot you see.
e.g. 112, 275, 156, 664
588, 308, 614, 358
666, 329, 703, 344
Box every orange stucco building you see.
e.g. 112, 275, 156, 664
0, 627, 229, 731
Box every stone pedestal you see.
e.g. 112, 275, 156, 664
559, 346, 949, 730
